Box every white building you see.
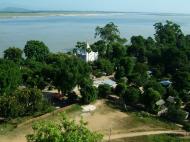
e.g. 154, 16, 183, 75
77, 43, 98, 62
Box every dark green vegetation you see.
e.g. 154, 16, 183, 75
1, 21, 190, 141
0, 40, 93, 120
90, 21, 190, 127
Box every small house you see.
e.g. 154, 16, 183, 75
147, 70, 153, 78
167, 96, 176, 104
156, 99, 167, 116
156, 99, 165, 106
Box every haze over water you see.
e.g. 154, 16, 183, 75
1, 12, 190, 55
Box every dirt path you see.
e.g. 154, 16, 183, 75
104, 130, 188, 141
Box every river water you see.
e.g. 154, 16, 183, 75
0, 12, 190, 55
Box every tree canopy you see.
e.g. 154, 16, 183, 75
24, 40, 49, 61
4, 47, 23, 63
0, 59, 21, 95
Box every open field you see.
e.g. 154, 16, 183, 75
0, 100, 184, 142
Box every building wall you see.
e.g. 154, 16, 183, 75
86, 51, 98, 62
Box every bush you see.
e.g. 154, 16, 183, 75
93, 69, 103, 78
143, 88, 161, 113
0, 88, 52, 118
94, 59, 114, 76
164, 106, 187, 123
80, 85, 98, 104
144, 80, 166, 96
68, 92, 78, 104
124, 86, 141, 105
115, 83, 127, 97
98, 84, 112, 98
183, 122, 190, 132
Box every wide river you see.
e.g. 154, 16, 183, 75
1, 12, 190, 55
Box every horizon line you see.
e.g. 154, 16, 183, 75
1, 9, 190, 15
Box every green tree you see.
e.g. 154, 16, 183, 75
144, 80, 166, 96
98, 84, 112, 98
4, 47, 23, 63
95, 22, 127, 59
75, 42, 89, 51
91, 40, 107, 57
164, 105, 187, 123
0, 59, 21, 95
154, 21, 183, 47
143, 88, 161, 113
50, 55, 91, 94
22, 60, 47, 89
161, 47, 188, 74
15, 87, 49, 115
173, 71, 190, 91
114, 66, 125, 81
115, 83, 127, 97
183, 123, 190, 132
118, 57, 136, 76
112, 42, 127, 59
128, 63, 148, 86
124, 87, 141, 105
80, 84, 98, 104
94, 59, 114, 75
128, 36, 146, 62
95, 22, 120, 43
0, 87, 51, 118
24, 40, 49, 61
27, 114, 103, 142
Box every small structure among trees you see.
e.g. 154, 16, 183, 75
74, 42, 98, 62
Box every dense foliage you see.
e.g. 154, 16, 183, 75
0, 59, 21, 95
4, 47, 23, 63
27, 114, 103, 142
0, 88, 51, 118
24, 40, 49, 61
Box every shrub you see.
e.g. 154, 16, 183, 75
164, 105, 187, 123
98, 84, 112, 98
115, 83, 127, 97
80, 85, 98, 104
124, 86, 141, 105
0, 88, 52, 118
183, 122, 190, 132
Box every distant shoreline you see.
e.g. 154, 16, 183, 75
0, 12, 125, 19
1, 10, 190, 15
0, 11, 190, 19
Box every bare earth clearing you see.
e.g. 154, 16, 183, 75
0, 100, 183, 142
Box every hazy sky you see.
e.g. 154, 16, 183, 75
0, 0, 190, 13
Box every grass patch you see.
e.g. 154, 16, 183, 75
131, 112, 179, 130
111, 134, 190, 142
0, 123, 16, 135
0, 105, 80, 135
65, 104, 82, 114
